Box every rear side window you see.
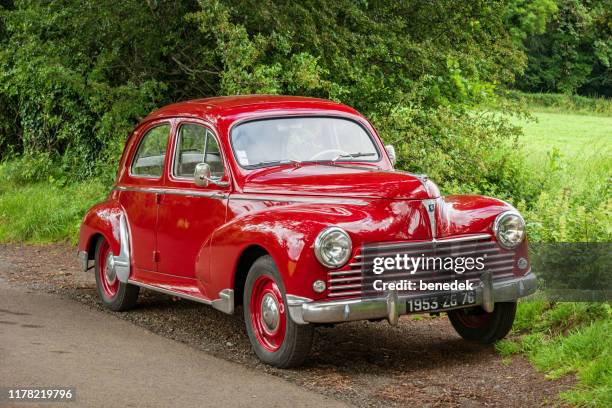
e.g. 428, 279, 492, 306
174, 123, 224, 179
131, 124, 170, 177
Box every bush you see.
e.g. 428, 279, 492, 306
374, 105, 533, 201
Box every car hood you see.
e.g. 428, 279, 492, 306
242, 164, 440, 200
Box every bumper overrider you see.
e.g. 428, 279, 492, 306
287, 271, 537, 325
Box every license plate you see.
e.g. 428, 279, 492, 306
406, 291, 476, 313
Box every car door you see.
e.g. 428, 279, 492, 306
118, 120, 172, 273
156, 120, 230, 287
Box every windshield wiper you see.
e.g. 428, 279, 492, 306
331, 152, 377, 162
248, 159, 301, 168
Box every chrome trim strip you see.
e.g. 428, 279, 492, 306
126, 280, 235, 314
481, 270, 494, 312
211, 289, 235, 314
350, 251, 513, 268
387, 289, 399, 326
286, 295, 313, 325
114, 185, 228, 199
77, 250, 89, 272
128, 280, 212, 305
358, 234, 492, 253
230, 193, 369, 206
114, 214, 131, 283
328, 290, 362, 297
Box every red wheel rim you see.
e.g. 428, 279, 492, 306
98, 240, 119, 299
250, 275, 286, 352
453, 308, 491, 329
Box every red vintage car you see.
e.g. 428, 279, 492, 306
77, 95, 536, 367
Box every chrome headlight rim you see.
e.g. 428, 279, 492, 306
314, 226, 352, 269
493, 210, 526, 250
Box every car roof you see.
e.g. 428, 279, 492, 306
141, 95, 362, 125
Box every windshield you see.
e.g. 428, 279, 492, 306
231, 117, 380, 168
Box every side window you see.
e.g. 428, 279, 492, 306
174, 123, 224, 179
131, 124, 170, 177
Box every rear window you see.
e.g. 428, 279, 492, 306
131, 124, 170, 177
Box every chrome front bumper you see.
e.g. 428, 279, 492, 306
288, 272, 537, 325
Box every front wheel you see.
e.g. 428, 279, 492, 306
94, 237, 140, 312
243, 255, 314, 368
447, 302, 517, 344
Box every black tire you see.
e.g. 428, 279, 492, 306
447, 302, 517, 344
94, 237, 140, 312
243, 255, 314, 368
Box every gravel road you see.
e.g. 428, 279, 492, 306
0, 243, 573, 407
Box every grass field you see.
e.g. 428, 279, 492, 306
517, 112, 612, 161
504, 110, 611, 407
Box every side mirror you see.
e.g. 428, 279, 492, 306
194, 162, 230, 188
385, 145, 397, 167
194, 163, 211, 187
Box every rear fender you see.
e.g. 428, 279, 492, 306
78, 201, 131, 283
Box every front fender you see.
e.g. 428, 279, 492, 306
438, 195, 517, 237
439, 195, 530, 276
209, 207, 339, 300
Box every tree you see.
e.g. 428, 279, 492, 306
517, 0, 612, 96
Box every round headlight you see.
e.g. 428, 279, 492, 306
493, 211, 526, 250
314, 227, 352, 268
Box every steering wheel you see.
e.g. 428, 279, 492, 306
308, 149, 349, 161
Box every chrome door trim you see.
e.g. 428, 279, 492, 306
114, 185, 228, 199
229, 193, 369, 206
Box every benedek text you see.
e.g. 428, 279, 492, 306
373, 279, 475, 291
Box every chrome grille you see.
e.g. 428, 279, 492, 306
327, 234, 516, 298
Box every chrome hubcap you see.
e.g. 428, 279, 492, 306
260, 293, 280, 332
105, 253, 117, 284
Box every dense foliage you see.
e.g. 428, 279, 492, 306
517, 0, 612, 96
0, 0, 551, 191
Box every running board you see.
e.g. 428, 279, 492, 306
128, 280, 234, 315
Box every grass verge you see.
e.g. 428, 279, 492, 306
0, 178, 106, 244
498, 302, 612, 407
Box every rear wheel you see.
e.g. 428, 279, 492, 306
243, 255, 314, 368
94, 237, 139, 312
447, 302, 516, 343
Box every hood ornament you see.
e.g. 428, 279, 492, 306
422, 199, 437, 241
